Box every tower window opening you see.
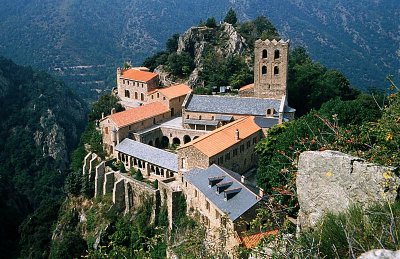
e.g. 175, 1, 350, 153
274, 49, 280, 59
274, 66, 279, 75
262, 49, 268, 59
262, 66, 267, 75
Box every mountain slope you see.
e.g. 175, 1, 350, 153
0, 57, 87, 258
0, 0, 398, 98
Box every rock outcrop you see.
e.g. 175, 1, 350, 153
358, 249, 400, 259
297, 150, 399, 228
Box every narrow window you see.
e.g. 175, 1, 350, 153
157, 93, 160, 98
141, 93, 144, 101
105, 127, 109, 134
274, 66, 279, 75
199, 115, 202, 120
262, 49, 268, 59
274, 49, 280, 59
124, 90, 130, 98
262, 66, 267, 75
135, 92, 138, 99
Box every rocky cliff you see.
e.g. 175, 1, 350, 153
0, 56, 87, 257
296, 150, 400, 229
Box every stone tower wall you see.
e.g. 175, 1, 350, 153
254, 39, 289, 99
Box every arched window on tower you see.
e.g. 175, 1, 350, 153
274, 49, 280, 59
262, 49, 268, 59
274, 66, 279, 75
262, 66, 267, 76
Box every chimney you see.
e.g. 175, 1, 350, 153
235, 129, 239, 140
259, 187, 264, 197
111, 108, 116, 114
101, 112, 105, 119
241, 175, 245, 184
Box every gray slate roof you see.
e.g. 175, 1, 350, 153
185, 94, 282, 116
253, 117, 280, 129
184, 164, 260, 221
115, 138, 178, 172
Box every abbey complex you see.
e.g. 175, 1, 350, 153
84, 39, 295, 255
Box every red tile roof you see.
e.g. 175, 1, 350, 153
158, 84, 191, 99
239, 83, 254, 92
239, 230, 278, 249
120, 69, 158, 82
179, 116, 261, 157
107, 102, 169, 128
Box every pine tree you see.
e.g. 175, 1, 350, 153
224, 8, 237, 25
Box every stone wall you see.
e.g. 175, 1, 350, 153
297, 150, 400, 228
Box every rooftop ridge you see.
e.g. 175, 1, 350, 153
178, 116, 251, 149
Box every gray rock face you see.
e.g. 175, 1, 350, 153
358, 249, 400, 259
297, 150, 399, 228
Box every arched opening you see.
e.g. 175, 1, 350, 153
172, 137, 181, 146
124, 90, 130, 98
161, 136, 169, 149
193, 136, 199, 140
155, 138, 160, 148
199, 115, 202, 120
171, 108, 175, 117
262, 49, 268, 59
148, 140, 153, 146
183, 135, 191, 144
274, 66, 279, 75
135, 92, 138, 99
140, 93, 144, 101
262, 66, 267, 75
274, 49, 280, 59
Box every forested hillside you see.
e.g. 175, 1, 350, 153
0, 57, 87, 258
0, 0, 397, 99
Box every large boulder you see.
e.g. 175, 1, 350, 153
297, 150, 399, 228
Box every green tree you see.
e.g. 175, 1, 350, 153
224, 8, 237, 25
205, 17, 217, 28
166, 33, 180, 53
167, 52, 194, 76
88, 94, 123, 121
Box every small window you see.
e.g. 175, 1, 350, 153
206, 200, 210, 211
124, 90, 130, 98
157, 93, 160, 98
262, 66, 267, 75
211, 116, 214, 120
215, 210, 220, 219
274, 66, 279, 75
163, 97, 166, 100
233, 148, 238, 157
127, 81, 130, 85
240, 144, 244, 153
186, 114, 189, 119
274, 49, 280, 59
105, 127, 109, 134
151, 95, 154, 99
135, 92, 138, 99
153, 118, 156, 124
129, 125, 132, 130
195, 189, 198, 198
247, 141, 251, 149
199, 115, 202, 120
225, 152, 231, 161
262, 49, 268, 59
253, 137, 257, 144
141, 93, 144, 101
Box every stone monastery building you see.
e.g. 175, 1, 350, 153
96, 39, 294, 254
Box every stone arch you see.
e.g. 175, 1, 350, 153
274, 66, 279, 75
274, 49, 280, 59
148, 140, 153, 146
155, 138, 160, 148
172, 137, 181, 145
262, 66, 267, 75
183, 135, 191, 144
161, 136, 169, 149
262, 49, 268, 59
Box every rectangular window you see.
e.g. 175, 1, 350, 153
105, 127, 109, 134
240, 144, 244, 153
233, 148, 238, 157
195, 189, 198, 198
247, 141, 251, 149
206, 200, 210, 211
253, 137, 257, 144
163, 97, 166, 100
225, 152, 230, 161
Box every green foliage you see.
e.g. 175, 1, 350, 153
88, 93, 123, 121
224, 8, 238, 25
153, 179, 159, 189
118, 162, 126, 173
167, 52, 194, 77
142, 51, 169, 71
205, 17, 217, 28
166, 33, 180, 53
288, 47, 358, 116
49, 230, 86, 259
295, 202, 400, 258
237, 16, 279, 49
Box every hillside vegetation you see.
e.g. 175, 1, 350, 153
0, 0, 397, 99
0, 57, 87, 258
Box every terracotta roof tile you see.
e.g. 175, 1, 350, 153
238, 83, 254, 91
107, 102, 169, 128
240, 230, 278, 249
148, 84, 191, 99
179, 116, 261, 157
120, 69, 158, 82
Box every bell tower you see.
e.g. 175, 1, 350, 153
254, 39, 289, 99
